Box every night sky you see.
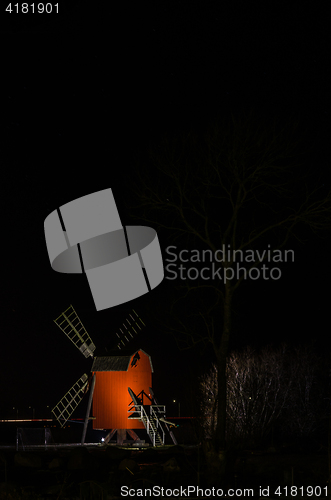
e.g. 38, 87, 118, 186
0, 3, 330, 420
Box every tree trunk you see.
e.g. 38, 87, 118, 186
204, 282, 233, 484
215, 281, 232, 450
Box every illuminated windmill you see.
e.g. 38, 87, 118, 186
51, 305, 175, 446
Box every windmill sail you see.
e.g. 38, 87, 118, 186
52, 373, 89, 427
54, 305, 96, 358
115, 310, 146, 349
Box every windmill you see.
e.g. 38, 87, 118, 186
51, 305, 176, 446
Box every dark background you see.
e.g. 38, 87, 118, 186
0, 2, 330, 421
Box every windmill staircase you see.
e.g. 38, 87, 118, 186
142, 409, 164, 447
128, 387, 166, 446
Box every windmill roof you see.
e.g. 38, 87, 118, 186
92, 349, 153, 372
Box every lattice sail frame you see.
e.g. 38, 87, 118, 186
54, 305, 96, 358
115, 309, 146, 349
52, 374, 88, 427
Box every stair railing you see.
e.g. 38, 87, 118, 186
150, 406, 166, 445
128, 404, 158, 446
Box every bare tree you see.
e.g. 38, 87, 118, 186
200, 343, 326, 447
226, 344, 292, 443
280, 344, 326, 438
126, 107, 331, 471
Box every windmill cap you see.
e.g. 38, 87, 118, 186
91, 349, 153, 372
